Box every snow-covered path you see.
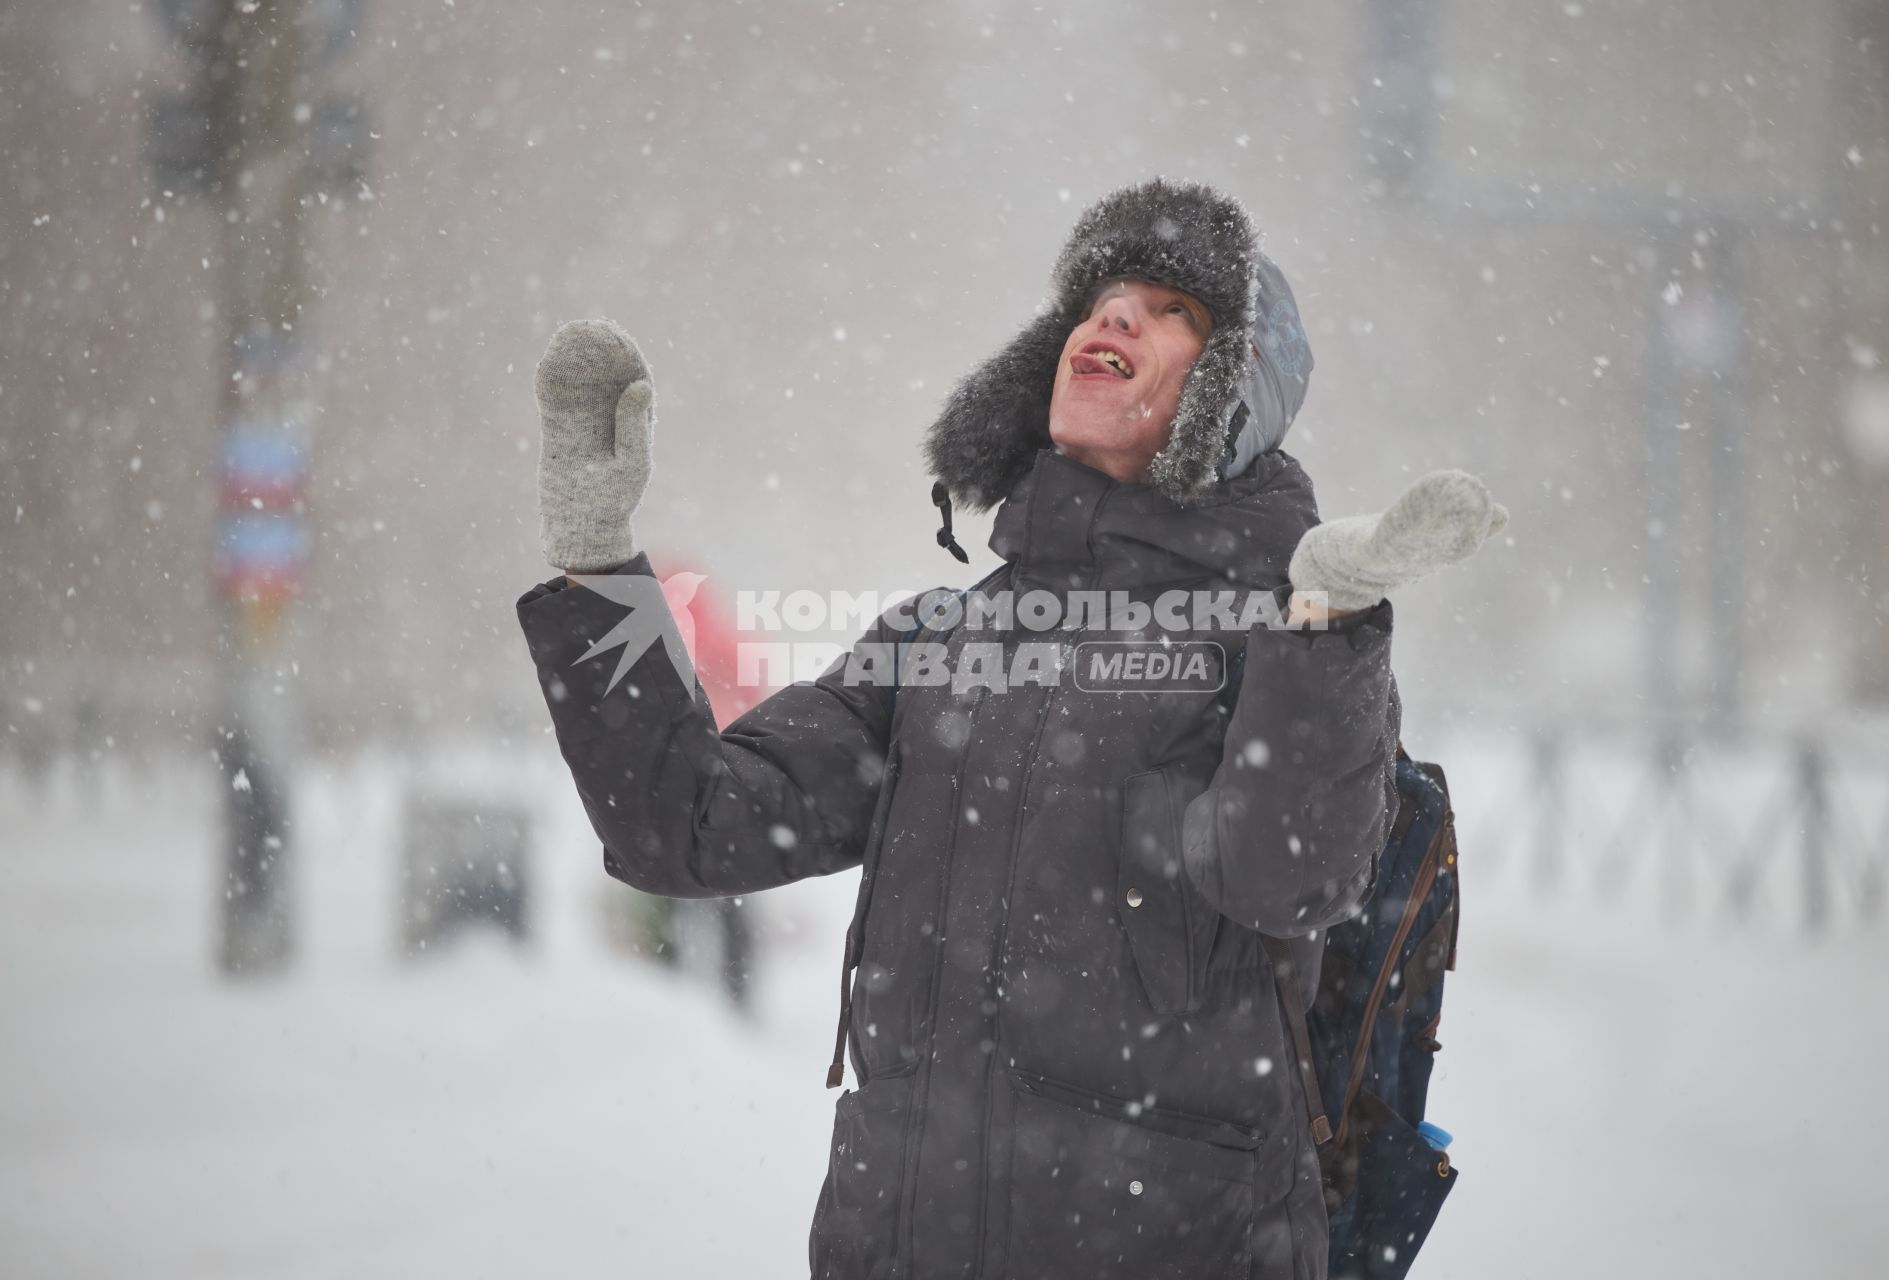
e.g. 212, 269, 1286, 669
2, 751, 1883, 1278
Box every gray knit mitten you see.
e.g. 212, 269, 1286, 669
535, 318, 655, 573
1289, 469, 1509, 611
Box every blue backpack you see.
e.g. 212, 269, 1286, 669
872, 574, 1462, 1280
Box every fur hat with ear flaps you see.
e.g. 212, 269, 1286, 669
924, 178, 1316, 514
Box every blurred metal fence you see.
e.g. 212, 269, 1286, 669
1438, 725, 1889, 936
9, 696, 1885, 938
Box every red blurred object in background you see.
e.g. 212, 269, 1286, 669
649, 551, 771, 731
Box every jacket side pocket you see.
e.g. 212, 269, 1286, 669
1003, 1066, 1259, 1279
810, 1070, 916, 1280
1119, 767, 1212, 1015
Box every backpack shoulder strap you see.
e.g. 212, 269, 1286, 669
1260, 934, 1333, 1146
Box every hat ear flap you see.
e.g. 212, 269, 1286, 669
924, 307, 1074, 512
1146, 323, 1251, 506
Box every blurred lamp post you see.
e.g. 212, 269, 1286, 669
1655, 239, 1750, 740
1841, 370, 1889, 702
145, 0, 370, 974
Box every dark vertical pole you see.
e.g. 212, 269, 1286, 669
1702, 229, 1749, 740
1531, 727, 1563, 897
1644, 229, 1688, 742
1658, 729, 1690, 928
1799, 738, 1829, 937
150, 0, 367, 972
1361, 0, 1442, 197
211, 0, 311, 974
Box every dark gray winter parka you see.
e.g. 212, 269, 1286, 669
516, 443, 1401, 1280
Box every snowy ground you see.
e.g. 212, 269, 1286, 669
2, 742, 1884, 1279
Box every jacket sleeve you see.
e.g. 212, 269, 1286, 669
1181, 588, 1402, 937
516, 552, 900, 898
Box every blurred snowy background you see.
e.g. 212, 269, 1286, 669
3, 1, 1888, 1277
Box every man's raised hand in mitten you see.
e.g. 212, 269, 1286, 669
1286, 469, 1509, 622
536, 319, 655, 574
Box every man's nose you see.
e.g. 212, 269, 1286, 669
1095, 298, 1140, 335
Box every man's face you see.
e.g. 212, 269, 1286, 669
1047, 277, 1213, 485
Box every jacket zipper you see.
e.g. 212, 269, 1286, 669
967, 674, 1061, 1276
898, 680, 1003, 1278
1333, 807, 1453, 1148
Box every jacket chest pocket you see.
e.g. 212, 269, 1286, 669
1118, 767, 1218, 1016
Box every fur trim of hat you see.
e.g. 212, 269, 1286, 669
924, 177, 1315, 511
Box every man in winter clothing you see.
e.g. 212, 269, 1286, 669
518, 178, 1504, 1279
